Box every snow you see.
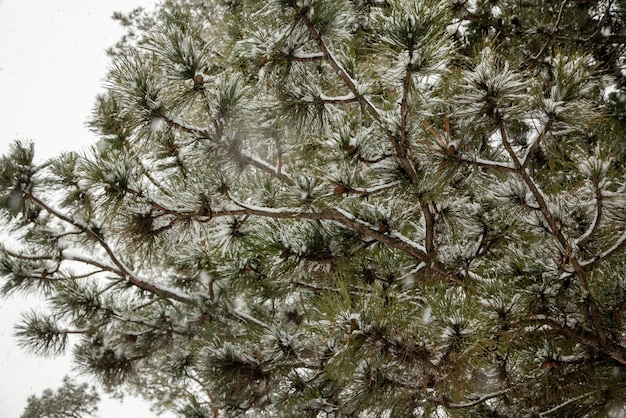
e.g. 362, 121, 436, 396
229, 194, 302, 215
470, 156, 515, 171
387, 230, 427, 253
292, 51, 324, 60
199, 270, 211, 286
422, 306, 433, 324
56, 237, 70, 251
319, 92, 356, 102
150, 116, 166, 133
580, 230, 626, 268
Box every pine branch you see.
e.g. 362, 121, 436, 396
194, 78, 224, 138
241, 153, 295, 186
520, 120, 553, 170
5, 248, 117, 281
574, 183, 603, 246
580, 229, 626, 271
291, 52, 325, 62
456, 154, 517, 173
538, 392, 594, 417
135, 156, 175, 199
319, 92, 358, 104
161, 114, 212, 138
498, 119, 617, 358
231, 310, 270, 329
225, 194, 461, 281
530, 0, 569, 62
526, 315, 626, 365
447, 387, 513, 409
22, 192, 194, 304
499, 122, 560, 237
342, 181, 400, 197
298, 7, 443, 262
299, 12, 382, 123
398, 54, 418, 179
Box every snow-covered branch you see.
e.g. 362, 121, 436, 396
457, 154, 517, 173
22, 192, 194, 304
291, 51, 325, 62
160, 115, 212, 139
319, 92, 358, 104
520, 119, 553, 169
574, 185, 603, 246
538, 392, 593, 417
241, 153, 295, 185
448, 387, 513, 409
580, 229, 626, 271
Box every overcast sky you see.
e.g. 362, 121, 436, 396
0, 1, 180, 416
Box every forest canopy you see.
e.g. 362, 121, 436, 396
2, 0, 626, 416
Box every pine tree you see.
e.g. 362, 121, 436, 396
2, 0, 626, 416
21, 376, 100, 418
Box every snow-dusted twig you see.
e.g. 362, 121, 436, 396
161, 114, 212, 138
521, 120, 553, 170
299, 8, 441, 260
194, 80, 224, 137
457, 154, 517, 173
341, 181, 400, 197
299, 13, 382, 122
319, 92, 358, 104
538, 392, 593, 417
580, 229, 626, 271
574, 185, 602, 246
291, 51, 325, 62
530, 0, 569, 62
448, 387, 513, 409
232, 310, 270, 329
498, 119, 618, 357
242, 153, 295, 185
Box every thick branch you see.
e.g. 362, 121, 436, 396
226, 196, 461, 282
299, 13, 381, 122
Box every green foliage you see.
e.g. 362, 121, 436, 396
2, 0, 626, 416
21, 375, 100, 418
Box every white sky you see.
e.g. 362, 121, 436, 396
0, 1, 178, 417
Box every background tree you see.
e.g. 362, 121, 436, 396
2, 0, 626, 416
21, 375, 100, 418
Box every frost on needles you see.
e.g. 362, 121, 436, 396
2, 0, 626, 417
